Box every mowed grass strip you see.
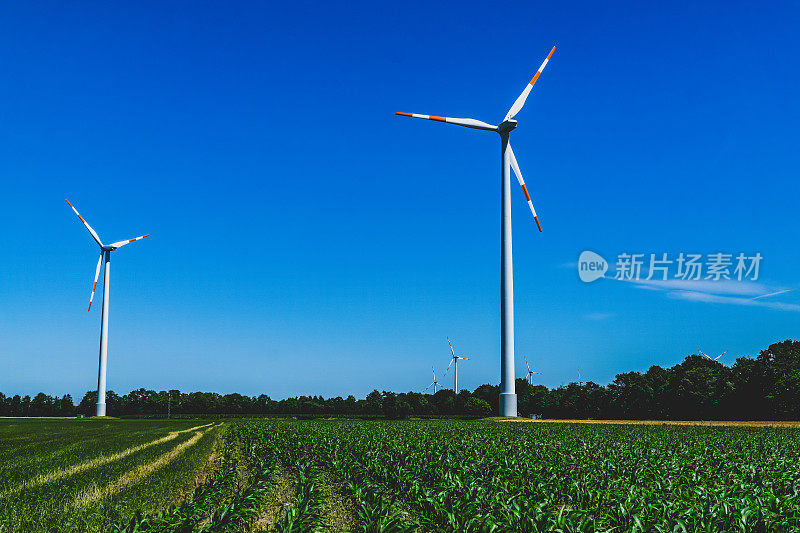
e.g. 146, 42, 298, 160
2, 423, 212, 496
0, 419, 213, 487
0, 420, 222, 533
3, 432, 199, 527
72, 426, 211, 506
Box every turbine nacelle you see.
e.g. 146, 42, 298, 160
497, 120, 518, 135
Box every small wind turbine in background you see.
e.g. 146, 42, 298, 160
443, 337, 470, 393
578, 369, 583, 387
396, 46, 557, 416
699, 349, 727, 362
523, 355, 541, 385
66, 199, 149, 417
424, 366, 441, 394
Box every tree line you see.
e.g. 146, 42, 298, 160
2, 339, 798, 420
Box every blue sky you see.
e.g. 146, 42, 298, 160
1, 1, 798, 399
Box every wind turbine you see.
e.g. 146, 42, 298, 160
66, 199, 149, 417
699, 349, 727, 362
442, 337, 470, 393
577, 369, 582, 387
396, 46, 556, 416
424, 366, 440, 394
523, 355, 541, 385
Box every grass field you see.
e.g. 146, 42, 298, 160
3, 418, 800, 532
0, 418, 220, 532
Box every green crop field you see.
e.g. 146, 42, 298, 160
3, 418, 800, 532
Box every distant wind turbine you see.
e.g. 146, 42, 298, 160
424, 366, 440, 394
699, 349, 727, 362
397, 46, 557, 416
523, 355, 541, 385
443, 337, 470, 393
66, 199, 149, 417
578, 368, 583, 387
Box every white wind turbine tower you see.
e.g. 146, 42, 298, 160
397, 46, 556, 416
66, 199, 149, 417
443, 336, 470, 393
424, 366, 441, 394
524, 355, 541, 385
699, 349, 727, 362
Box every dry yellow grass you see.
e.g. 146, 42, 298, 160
72, 427, 210, 507
1, 423, 213, 497
502, 419, 800, 428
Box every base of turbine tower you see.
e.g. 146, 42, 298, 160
95, 402, 106, 417
499, 393, 517, 417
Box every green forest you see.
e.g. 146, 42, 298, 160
3, 339, 798, 420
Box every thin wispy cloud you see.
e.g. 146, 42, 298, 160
667, 290, 800, 312
604, 276, 799, 312
626, 279, 768, 296
585, 312, 614, 321
752, 289, 793, 300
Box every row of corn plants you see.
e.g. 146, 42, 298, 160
273, 459, 328, 533
235, 420, 413, 532
326, 442, 415, 533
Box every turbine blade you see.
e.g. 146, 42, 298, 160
508, 144, 542, 231
715, 351, 728, 361
698, 350, 711, 360
395, 112, 497, 132
109, 234, 150, 249
504, 46, 556, 121
424, 383, 434, 392
443, 357, 454, 377
66, 199, 103, 247
447, 336, 455, 357
88, 253, 103, 311
525, 354, 531, 372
